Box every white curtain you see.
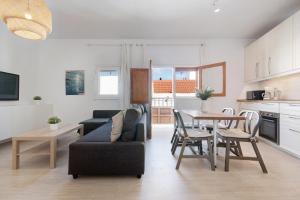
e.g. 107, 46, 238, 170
121, 43, 131, 109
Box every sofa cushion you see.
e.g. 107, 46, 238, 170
78, 122, 112, 142
93, 110, 121, 118
111, 111, 124, 142
120, 109, 141, 142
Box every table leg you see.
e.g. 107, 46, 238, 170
192, 118, 195, 129
212, 120, 218, 167
79, 126, 84, 136
50, 139, 57, 169
12, 139, 20, 169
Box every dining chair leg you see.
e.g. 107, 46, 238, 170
236, 141, 243, 157
198, 140, 203, 155
207, 138, 215, 171
171, 135, 179, 155
171, 128, 177, 144
251, 140, 268, 174
225, 139, 231, 172
176, 140, 187, 170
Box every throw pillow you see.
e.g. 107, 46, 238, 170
120, 108, 141, 142
111, 111, 124, 142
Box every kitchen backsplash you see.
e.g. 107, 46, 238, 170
240, 72, 300, 100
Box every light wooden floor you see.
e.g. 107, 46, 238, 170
1, 125, 300, 200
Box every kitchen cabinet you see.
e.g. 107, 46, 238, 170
244, 14, 294, 82
266, 17, 293, 75
280, 114, 300, 156
244, 37, 267, 82
294, 10, 300, 69
238, 101, 300, 157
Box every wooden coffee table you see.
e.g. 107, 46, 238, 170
12, 123, 83, 169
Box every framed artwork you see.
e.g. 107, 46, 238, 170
65, 70, 85, 95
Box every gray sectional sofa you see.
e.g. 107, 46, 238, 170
68, 106, 147, 179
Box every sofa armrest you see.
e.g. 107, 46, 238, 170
68, 142, 145, 175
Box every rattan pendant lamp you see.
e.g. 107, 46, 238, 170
0, 0, 52, 40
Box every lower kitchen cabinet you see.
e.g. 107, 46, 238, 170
238, 101, 300, 157
280, 114, 300, 156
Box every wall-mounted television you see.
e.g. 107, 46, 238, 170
0, 71, 19, 101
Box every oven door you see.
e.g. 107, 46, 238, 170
259, 116, 279, 144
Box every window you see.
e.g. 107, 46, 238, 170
175, 68, 198, 97
97, 67, 120, 98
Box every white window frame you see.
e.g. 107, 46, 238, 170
95, 67, 121, 99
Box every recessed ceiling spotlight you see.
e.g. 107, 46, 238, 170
212, 0, 221, 13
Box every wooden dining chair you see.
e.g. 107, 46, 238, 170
171, 109, 203, 155
171, 109, 179, 144
173, 110, 215, 171
217, 110, 268, 173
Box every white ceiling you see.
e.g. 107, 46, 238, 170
45, 0, 300, 39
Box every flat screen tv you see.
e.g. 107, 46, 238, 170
0, 71, 19, 101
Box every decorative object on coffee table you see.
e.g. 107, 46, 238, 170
48, 116, 62, 130
196, 87, 214, 112
33, 96, 42, 105
65, 70, 85, 95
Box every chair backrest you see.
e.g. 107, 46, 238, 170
220, 107, 235, 128
234, 110, 261, 138
172, 109, 178, 129
173, 110, 189, 138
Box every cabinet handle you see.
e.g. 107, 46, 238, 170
263, 118, 275, 123
261, 103, 274, 105
289, 129, 300, 134
288, 116, 300, 120
289, 104, 300, 107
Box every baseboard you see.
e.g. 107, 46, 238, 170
258, 137, 300, 159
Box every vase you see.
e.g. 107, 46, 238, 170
201, 100, 208, 112
50, 124, 58, 130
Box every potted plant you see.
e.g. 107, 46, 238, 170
33, 96, 42, 105
48, 116, 62, 130
195, 87, 214, 112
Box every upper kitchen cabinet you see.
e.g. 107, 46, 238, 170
244, 15, 294, 83
294, 11, 300, 69
266, 17, 293, 75
244, 36, 267, 82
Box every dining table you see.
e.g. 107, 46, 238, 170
181, 109, 245, 167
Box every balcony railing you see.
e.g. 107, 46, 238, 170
152, 97, 174, 107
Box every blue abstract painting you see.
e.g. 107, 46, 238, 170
66, 70, 85, 95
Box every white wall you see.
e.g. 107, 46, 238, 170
35, 39, 124, 123
241, 72, 300, 100
33, 38, 249, 123
0, 24, 40, 105
0, 30, 250, 124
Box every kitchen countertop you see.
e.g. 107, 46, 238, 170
237, 99, 300, 103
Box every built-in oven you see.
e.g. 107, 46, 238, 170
259, 111, 280, 144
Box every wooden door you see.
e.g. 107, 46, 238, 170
130, 68, 149, 104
